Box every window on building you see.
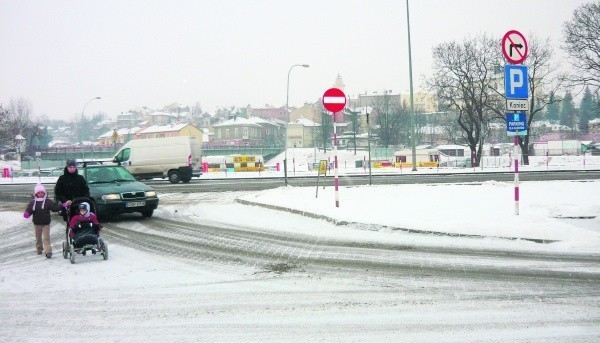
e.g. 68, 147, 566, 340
242, 127, 249, 139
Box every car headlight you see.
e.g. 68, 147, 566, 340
146, 191, 157, 197
102, 194, 121, 200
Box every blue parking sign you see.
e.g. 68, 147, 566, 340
504, 65, 528, 99
506, 112, 527, 136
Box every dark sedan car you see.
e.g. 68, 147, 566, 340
81, 163, 159, 218
587, 142, 600, 156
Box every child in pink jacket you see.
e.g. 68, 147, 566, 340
24, 183, 64, 258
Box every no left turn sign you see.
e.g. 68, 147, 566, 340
502, 30, 528, 64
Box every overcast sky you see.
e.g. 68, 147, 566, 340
0, 0, 590, 120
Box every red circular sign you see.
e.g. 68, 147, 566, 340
322, 88, 346, 113
502, 30, 528, 64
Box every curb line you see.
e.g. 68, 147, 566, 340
235, 198, 560, 244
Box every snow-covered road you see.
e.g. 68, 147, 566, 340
1, 186, 599, 342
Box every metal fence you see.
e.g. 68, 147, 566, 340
32, 146, 120, 161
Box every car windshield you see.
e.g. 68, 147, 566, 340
86, 166, 136, 184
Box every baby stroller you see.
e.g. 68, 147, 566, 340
62, 197, 108, 264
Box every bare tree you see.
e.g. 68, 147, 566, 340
436, 111, 467, 145
427, 34, 498, 165
563, 1, 600, 92
371, 92, 408, 148
0, 104, 8, 144
6, 98, 34, 146
313, 100, 332, 152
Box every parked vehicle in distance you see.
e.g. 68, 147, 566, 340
15, 169, 41, 177
112, 136, 202, 183
40, 167, 64, 176
80, 162, 159, 218
587, 141, 600, 156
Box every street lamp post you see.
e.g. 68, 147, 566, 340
284, 64, 309, 186
406, 0, 417, 171
79, 96, 101, 145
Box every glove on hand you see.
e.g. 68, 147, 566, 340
62, 202, 69, 208
23, 212, 31, 219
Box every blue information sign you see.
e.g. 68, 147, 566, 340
506, 112, 527, 136
504, 65, 528, 99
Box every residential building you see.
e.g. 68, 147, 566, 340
136, 123, 203, 142
211, 117, 263, 146
290, 103, 319, 123
249, 106, 287, 122
149, 111, 176, 125
287, 117, 320, 148
116, 112, 136, 129
98, 127, 141, 145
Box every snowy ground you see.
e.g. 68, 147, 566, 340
1, 150, 599, 341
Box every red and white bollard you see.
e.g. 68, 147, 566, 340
333, 112, 339, 208
514, 136, 519, 215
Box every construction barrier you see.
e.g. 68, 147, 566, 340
394, 161, 439, 168
204, 155, 265, 172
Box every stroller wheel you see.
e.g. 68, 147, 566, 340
62, 241, 68, 259
99, 238, 108, 260
69, 244, 75, 264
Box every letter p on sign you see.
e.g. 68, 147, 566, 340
504, 65, 529, 99
509, 69, 523, 94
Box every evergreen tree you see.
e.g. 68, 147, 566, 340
560, 91, 576, 129
594, 93, 600, 120
579, 87, 595, 133
546, 92, 560, 122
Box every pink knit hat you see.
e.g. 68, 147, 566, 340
33, 183, 47, 209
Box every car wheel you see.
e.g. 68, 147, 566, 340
142, 209, 154, 218
168, 171, 180, 184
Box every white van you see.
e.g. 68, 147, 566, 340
113, 136, 202, 183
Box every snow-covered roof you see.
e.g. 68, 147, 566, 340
290, 117, 320, 127
213, 117, 261, 127
99, 127, 142, 138
530, 121, 571, 130
247, 116, 277, 125
138, 123, 190, 134
150, 111, 176, 117
347, 106, 373, 115
436, 144, 469, 150
48, 140, 70, 147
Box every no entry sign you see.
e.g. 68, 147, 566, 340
502, 30, 528, 64
322, 88, 346, 113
